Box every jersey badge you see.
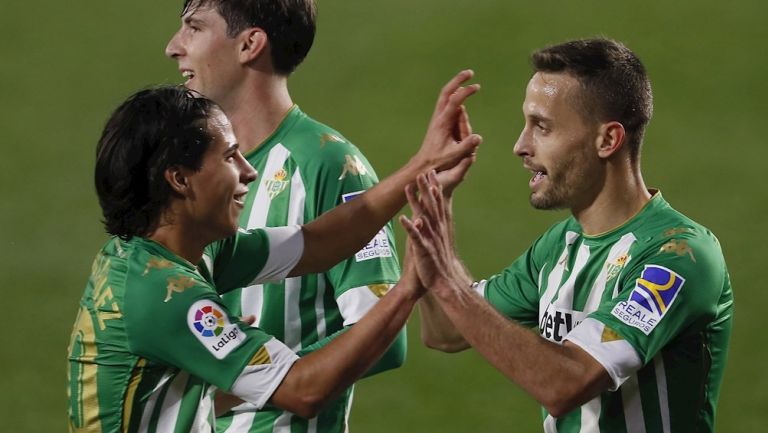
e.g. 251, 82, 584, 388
320, 133, 345, 148
265, 168, 289, 200
143, 256, 174, 276
338, 154, 368, 180
601, 326, 624, 343
611, 264, 685, 335
342, 191, 394, 262
187, 300, 246, 359
165, 276, 196, 302
605, 254, 629, 282
248, 346, 272, 366
659, 239, 696, 262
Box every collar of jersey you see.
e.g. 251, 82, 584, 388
132, 237, 197, 270
243, 104, 303, 159
579, 189, 666, 242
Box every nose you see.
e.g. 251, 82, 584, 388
165, 30, 183, 59
240, 159, 258, 185
513, 127, 530, 158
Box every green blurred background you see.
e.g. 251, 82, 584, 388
2, 0, 765, 431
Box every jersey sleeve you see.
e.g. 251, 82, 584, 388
303, 139, 401, 326
566, 233, 726, 388
478, 237, 546, 327
203, 226, 304, 294
123, 270, 298, 409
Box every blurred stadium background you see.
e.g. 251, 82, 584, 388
1, 0, 766, 431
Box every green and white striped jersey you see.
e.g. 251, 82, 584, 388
217, 106, 401, 433
67, 227, 304, 433
477, 192, 733, 433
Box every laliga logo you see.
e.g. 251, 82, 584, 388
193, 305, 225, 337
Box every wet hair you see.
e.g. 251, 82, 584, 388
182, 0, 317, 75
532, 38, 653, 163
95, 86, 220, 239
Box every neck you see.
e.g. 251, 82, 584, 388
220, 73, 293, 155
148, 215, 209, 265
572, 162, 651, 236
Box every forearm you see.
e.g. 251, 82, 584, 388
291, 158, 426, 276
419, 291, 469, 352
432, 282, 609, 417
270, 282, 418, 418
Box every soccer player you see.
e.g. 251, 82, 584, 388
404, 38, 733, 433
67, 79, 479, 432
163, 1, 447, 431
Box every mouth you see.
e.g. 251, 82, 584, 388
525, 164, 548, 189
181, 69, 195, 85
233, 190, 248, 207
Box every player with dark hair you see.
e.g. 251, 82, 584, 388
67, 77, 480, 433
163, 1, 469, 431
408, 38, 733, 433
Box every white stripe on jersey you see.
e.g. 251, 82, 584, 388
284, 276, 302, 350
247, 144, 291, 230
583, 233, 637, 311
621, 374, 646, 433
581, 396, 602, 432
308, 416, 318, 433
155, 371, 190, 433
242, 283, 265, 325
223, 411, 256, 433
251, 226, 304, 284
273, 412, 291, 433
543, 414, 558, 433
315, 276, 327, 339
540, 231, 579, 318
138, 371, 175, 433
654, 355, 672, 433
230, 339, 299, 409
191, 391, 214, 433
553, 242, 590, 309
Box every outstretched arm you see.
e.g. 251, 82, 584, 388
401, 174, 612, 418
288, 70, 482, 277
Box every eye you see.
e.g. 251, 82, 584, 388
535, 122, 550, 134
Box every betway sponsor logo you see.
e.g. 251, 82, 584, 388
539, 305, 587, 343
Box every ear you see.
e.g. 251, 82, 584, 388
596, 121, 626, 159
164, 166, 192, 197
238, 28, 268, 64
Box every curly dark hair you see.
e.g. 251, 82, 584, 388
532, 38, 653, 163
94, 86, 220, 239
181, 0, 316, 75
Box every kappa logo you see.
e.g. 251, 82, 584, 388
338, 155, 368, 180
187, 300, 246, 359
342, 191, 393, 262
265, 168, 289, 200
611, 264, 685, 335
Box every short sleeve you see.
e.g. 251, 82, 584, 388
481, 241, 545, 327
568, 234, 725, 370
204, 226, 304, 293
303, 141, 401, 324
124, 272, 298, 408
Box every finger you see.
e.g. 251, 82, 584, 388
417, 173, 440, 221
240, 315, 256, 326
405, 183, 424, 216
435, 69, 475, 113
456, 105, 472, 140
428, 171, 447, 223
439, 84, 481, 124
400, 215, 431, 254
436, 133, 482, 171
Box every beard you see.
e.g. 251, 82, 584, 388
529, 149, 595, 210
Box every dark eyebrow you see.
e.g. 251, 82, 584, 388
223, 143, 240, 155
184, 16, 205, 27
527, 113, 551, 124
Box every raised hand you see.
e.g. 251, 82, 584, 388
399, 173, 472, 292
413, 70, 482, 175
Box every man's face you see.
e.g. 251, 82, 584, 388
165, 5, 242, 105
513, 72, 602, 211
184, 110, 257, 240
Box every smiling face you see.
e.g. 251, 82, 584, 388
165, 4, 243, 106
513, 72, 604, 211
183, 109, 257, 240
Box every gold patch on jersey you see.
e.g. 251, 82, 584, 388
662, 227, 691, 237
143, 256, 174, 276
248, 346, 272, 366
338, 154, 368, 180
368, 284, 391, 298
605, 254, 629, 281
165, 276, 196, 302
601, 326, 623, 343
659, 239, 696, 262
320, 133, 345, 148
265, 168, 289, 200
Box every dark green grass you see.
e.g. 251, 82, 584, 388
1, 1, 765, 431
